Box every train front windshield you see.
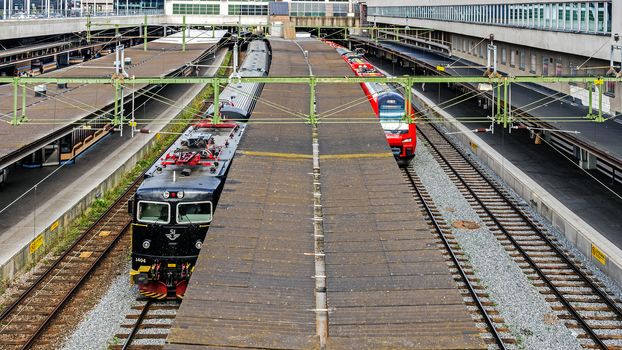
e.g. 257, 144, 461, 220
378, 92, 405, 121
138, 201, 171, 224
177, 201, 213, 224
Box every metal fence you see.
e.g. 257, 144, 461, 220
0, 8, 163, 20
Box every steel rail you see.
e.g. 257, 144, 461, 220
20, 221, 133, 350
121, 299, 154, 350
402, 167, 508, 350
417, 121, 622, 349
0, 177, 139, 323
0, 88, 215, 350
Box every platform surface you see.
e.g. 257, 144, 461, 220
166, 39, 485, 350
0, 30, 224, 169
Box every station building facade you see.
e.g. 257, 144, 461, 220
364, 0, 622, 115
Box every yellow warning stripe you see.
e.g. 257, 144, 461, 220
240, 151, 391, 160
239, 150, 312, 159
320, 153, 391, 160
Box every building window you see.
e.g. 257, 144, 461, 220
555, 57, 563, 76
367, 2, 612, 35
605, 81, 616, 96
510, 49, 516, 67
530, 53, 536, 73
542, 56, 549, 75
519, 49, 526, 70
173, 3, 219, 15
229, 4, 268, 16
501, 47, 506, 65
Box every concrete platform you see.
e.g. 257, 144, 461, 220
0, 49, 227, 280
0, 29, 226, 171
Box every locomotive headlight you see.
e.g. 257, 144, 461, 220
195, 240, 202, 250
142, 240, 151, 249
163, 191, 170, 199
177, 191, 184, 199
402, 138, 412, 143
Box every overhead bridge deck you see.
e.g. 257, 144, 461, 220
0, 30, 226, 171
165, 38, 485, 349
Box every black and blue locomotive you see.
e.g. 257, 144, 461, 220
128, 40, 270, 299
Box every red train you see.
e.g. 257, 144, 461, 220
325, 41, 417, 165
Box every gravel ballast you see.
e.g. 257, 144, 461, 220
413, 137, 583, 350
61, 266, 137, 350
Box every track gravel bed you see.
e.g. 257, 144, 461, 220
61, 267, 137, 350
412, 137, 583, 350
415, 118, 622, 349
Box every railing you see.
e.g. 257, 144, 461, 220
0, 8, 163, 20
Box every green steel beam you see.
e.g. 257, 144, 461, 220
113, 79, 121, 126
212, 80, 220, 124
503, 80, 509, 128
500, 84, 503, 124
586, 82, 595, 120
3, 76, 621, 85
21, 83, 26, 121
12, 78, 18, 126
403, 77, 413, 123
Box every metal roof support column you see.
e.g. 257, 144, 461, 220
496, 83, 501, 124
11, 78, 18, 126
596, 79, 605, 122
143, 14, 148, 51
404, 77, 413, 123
86, 16, 91, 44
113, 79, 121, 127
212, 79, 220, 124
586, 81, 595, 119
21, 83, 27, 122
503, 79, 509, 129
182, 16, 187, 52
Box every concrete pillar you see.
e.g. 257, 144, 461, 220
576, 147, 597, 170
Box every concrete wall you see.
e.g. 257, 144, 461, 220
411, 88, 622, 288
369, 16, 613, 61
0, 15, 168, 40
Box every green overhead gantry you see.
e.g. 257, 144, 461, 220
2, 75, 614, 127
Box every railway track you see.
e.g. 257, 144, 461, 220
401, 167, 513, 349
111, 299, 180, 350
0, 178, 139, 350
415, 121, 622, 349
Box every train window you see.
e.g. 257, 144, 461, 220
177, 201, 213, 224
137, 201, 170, 224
